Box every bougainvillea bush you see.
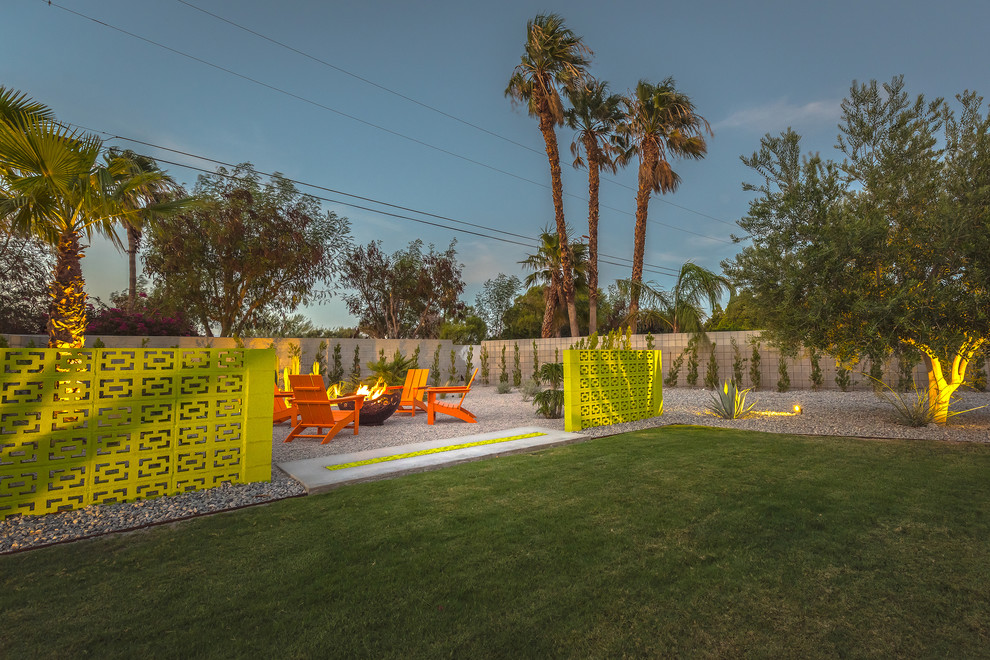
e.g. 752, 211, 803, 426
87, 293, 194, 336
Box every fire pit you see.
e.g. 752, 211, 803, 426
337, 390, 401, 426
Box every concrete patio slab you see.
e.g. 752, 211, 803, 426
278, 426, 588, 494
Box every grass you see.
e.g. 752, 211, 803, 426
3, 426, 990, 658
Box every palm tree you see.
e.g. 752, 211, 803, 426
622, 261, 731, 335
620, 79, 711, 333
506, 13, 591, 339
0, 88, 179, 347
520, 227, 588, 338
566, 79, 630, 335
105, 148, 186, 310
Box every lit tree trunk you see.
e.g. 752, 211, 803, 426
584, 134, 600, 335
917, 339, 982, 425
47, 228, 87, 349
629, 142, 657, 334
538, 112, 580, 338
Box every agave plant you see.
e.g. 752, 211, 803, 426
707, 380, 757, 419
864, 374, 985, 428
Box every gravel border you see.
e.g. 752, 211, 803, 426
3, 386, 988, 553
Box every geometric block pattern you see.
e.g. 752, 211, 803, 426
0, 347, 275, 520
563, 349, 663, 432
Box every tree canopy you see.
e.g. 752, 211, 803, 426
475, 273, 520, 339
142, 163, 351, 337
340, 238, 466, 339
724, 77, 990, 423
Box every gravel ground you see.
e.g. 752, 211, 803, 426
3, 386, 989, 553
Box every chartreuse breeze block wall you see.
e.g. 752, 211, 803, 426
0, 347, 275, 520
563, 349, 663, 433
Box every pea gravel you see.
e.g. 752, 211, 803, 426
3, 386, 988, 553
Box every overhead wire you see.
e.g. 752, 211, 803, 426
75, 123, 680, 278
44, 1, 735, 246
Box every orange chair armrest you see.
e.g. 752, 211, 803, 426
426, 386, 469, 394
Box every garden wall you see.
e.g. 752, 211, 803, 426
0, 347, 274, 520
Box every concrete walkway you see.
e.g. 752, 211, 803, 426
278, 426, 587, 494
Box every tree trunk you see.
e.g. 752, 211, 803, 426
921, 348, 974, 425
47, 228, 87, 349
585, 135, 600, 335
540, 280, 557, 339
127, 222, 141, 310
538, 112, 580, 338
629, 144, 657, 334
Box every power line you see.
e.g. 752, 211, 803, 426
172, 0, 739, 230
45, 1, 734, 246
78, 123, 681, 279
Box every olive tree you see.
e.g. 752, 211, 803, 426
724, 77, 990, 423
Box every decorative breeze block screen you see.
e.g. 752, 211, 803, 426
0, 348, 275, 520
563, 349, 663, 432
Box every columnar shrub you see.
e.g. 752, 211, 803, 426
512, 343, 522, 387
809, 349, 824, 390
448, 349, 457, 383
704, 342, 719, 389
480, 345, 490, 385
664, 351, 684, 387
330, 343, 344, 384
464, 346, 474, 383
645, 332, 655, 351
776, 354, 790, 392
686, 337, 700, 387
499, 345, 508, 384
749, 338, 762, 391
431, 345, 441, 386
730, 337, 747, 387
351, 345, 361, 382
532, 340, 540, 381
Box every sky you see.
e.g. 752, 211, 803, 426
4, 0, 990, 329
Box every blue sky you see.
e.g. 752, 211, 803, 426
4, 0, 990, 328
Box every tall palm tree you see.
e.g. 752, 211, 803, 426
620, 79, 711, 333
506, 13, 591, 339
520, 227, 588, 338
105, 148, 186, 310
566, 79, 630, 335
0, 89, 179, 347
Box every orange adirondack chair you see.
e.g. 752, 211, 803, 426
273, 390, 299, 425
284, 374, 364, 444
425, 368, 479, 425
387, 368, 430, 416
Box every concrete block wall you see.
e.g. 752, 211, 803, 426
481, 331, 947, 391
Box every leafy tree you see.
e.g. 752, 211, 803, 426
520, 227, 588, 337
619, 79, 711, 332
724, 77, 990, 423
475, 273, 520, 338
566, 79, 630, 334
0, 87, 184, 347
341, 238, 465, 338
506, 13, 591, 338
438, 310, 487, 344
0, 232, 52, 333
143, 163, 350, 337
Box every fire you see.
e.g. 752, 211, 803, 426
327, 377, 388, 401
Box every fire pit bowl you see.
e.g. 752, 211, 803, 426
337, 390, 402, 426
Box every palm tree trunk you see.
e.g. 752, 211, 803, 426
126, 223, 141, 310
540, 284, 556, 338
538, 113, 580, 338
47, 228, 87, 348
629, 145, 657, 335
584, 136, 600, 335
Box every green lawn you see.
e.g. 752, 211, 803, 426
3, 426, 990, 658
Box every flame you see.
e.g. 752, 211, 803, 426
326, 377, 388, 401
353, 377, 388, 401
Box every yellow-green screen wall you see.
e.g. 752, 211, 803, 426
563, 349, 663, 432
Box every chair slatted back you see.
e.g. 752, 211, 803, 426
289, 374, 337, 426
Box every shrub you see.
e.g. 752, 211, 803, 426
532, 362, 564, 419
686, 337, 700, 387
809, 349, 824, 390
464, 346, 474, 384
499, 346, 508, 384
707, 380, 757, 419
329, 343, 344, 385
85, 304, 194, 336
480, 345, 490, 385
521, 378, 541, 402
730, 338, 747, 387
531, 340, 540, 382
704, 342, 719, 389
513, 343, 522, 387
351, 345, 361, 382
749, 338, 762, 391
365, 350, 416, 386
448, 349, 458, 383
776, 354, 790, 393
431, 345, 441, 386
835, 366, 852, 392
664, 352, 684, 388
496, 381, 513, 394
645, 332, 655, 351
